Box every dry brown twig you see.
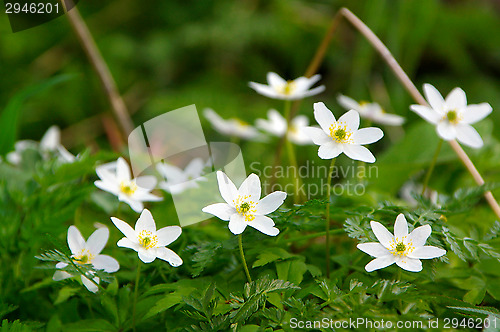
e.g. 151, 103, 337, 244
301, 7, 500, 219
60, 0, 134, 139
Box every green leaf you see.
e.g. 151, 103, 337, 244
0, 74, 76, 155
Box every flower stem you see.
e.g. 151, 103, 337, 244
325, 158, 336, 278
238, 234, 252, 283
132, 261, 142, 332
421, 139, 443, 195
283, 100, 303, 204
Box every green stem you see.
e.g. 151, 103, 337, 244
132, 261, 142, 332
283, 100, 303, 204
421, 139, 443, 195
325, 158, 336, 278
238, 234, 252, 283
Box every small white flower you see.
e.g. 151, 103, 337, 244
111, 209, 183, 265
7, 126, 75, 165
202, 171, 286, 236
410, 83, 492, 148
53, 225, 119, 293
157, 158, 208, 195
357, 213, 446, 272
249, 72, 325, 100
255, 109, 313, 145
337, 94, 405, 126
303, 102, 384, 162
203, 108, 259, 139
94, 157, 162, 213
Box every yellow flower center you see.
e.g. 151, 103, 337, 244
329, 123, 353, 144
389, 236, 415, 258
120, 181, 137, 196
235, 119, 249, 127
138, 230, 158, 250
359, 100, 369, 107
445, 109, 461, 124
73, 249, 94, 264
234, 195, 257, 222
278, 80, 296, 96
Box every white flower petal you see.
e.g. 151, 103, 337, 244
92, 254, 120, 273
338, 110, 360, 132
81, 275, 99, 293
373, 113, 405, 126
248, 82, 281, 99
318, 142, 342, 160
94, 180, 119, 196
228, 214, 247, 235
294, 74, 321, 91
184, 158, 205, 178
357, 243, 391, 257
409, 105, 441, 124
40, 126, 60, 151
56, 262, 68, 269
303, 127, 331, 145
337, 94, 361, 111
156, 226, 182, 247
202, 203, 236, 221
267, 72, 286, 87
423, 83, 445, 112
313, 102, 336, 134
256, 191, 287, 215
123, 198, 143, 213
462, 103, 492, 124
352, 127, 383, 145
85, 227, 109, 256
116, 157, 131, 182
53, 270, 72, 281
455, 124, 483, 148
436, 121, 457, 140
216, 171, 238, 206
135, 175, 157, 190
238, 173, 261, 202
111, 217, 136, 240
117, 237, 139, 250
299, 85, 325, 99
408, 246, 446, 259
445, 87, 467, 110
138, 248, 156, 263
156, 247, 183, 267
396, 257, 422, 272
68, 225, 85, 255
135, 209, 157, 233
394, 214, 408, 240
365, 255, 396, 272
249, 215, 279, 236
409, 224, 431, 248
370, 221, 394, 248
342, 144, 376, 163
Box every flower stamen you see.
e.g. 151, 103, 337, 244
73, 249, 94, 264
120, 181, 138, 196
329, 123, 353, 144
444, 109, 461, 124
138, 230, 158, 250
234, 195, 257, 222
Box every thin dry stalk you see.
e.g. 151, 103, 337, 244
61, 1, 134, 137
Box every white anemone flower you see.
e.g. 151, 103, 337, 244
410, 84, 492, 148
256, 109, 313, 145
7, 126, 75, 165
94, 157, 162, 213
337, 94, 405, 126
157, 158, 208, 195
111, 209, 183, 265
303, 102, 384, 162
53, 225, 119, 293
202, 171, 286, 236
249, 72, 325, 100
357, 214, 446, 272
203, 108, 259, 139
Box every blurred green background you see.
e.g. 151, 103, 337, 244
1, 0, 499, 196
